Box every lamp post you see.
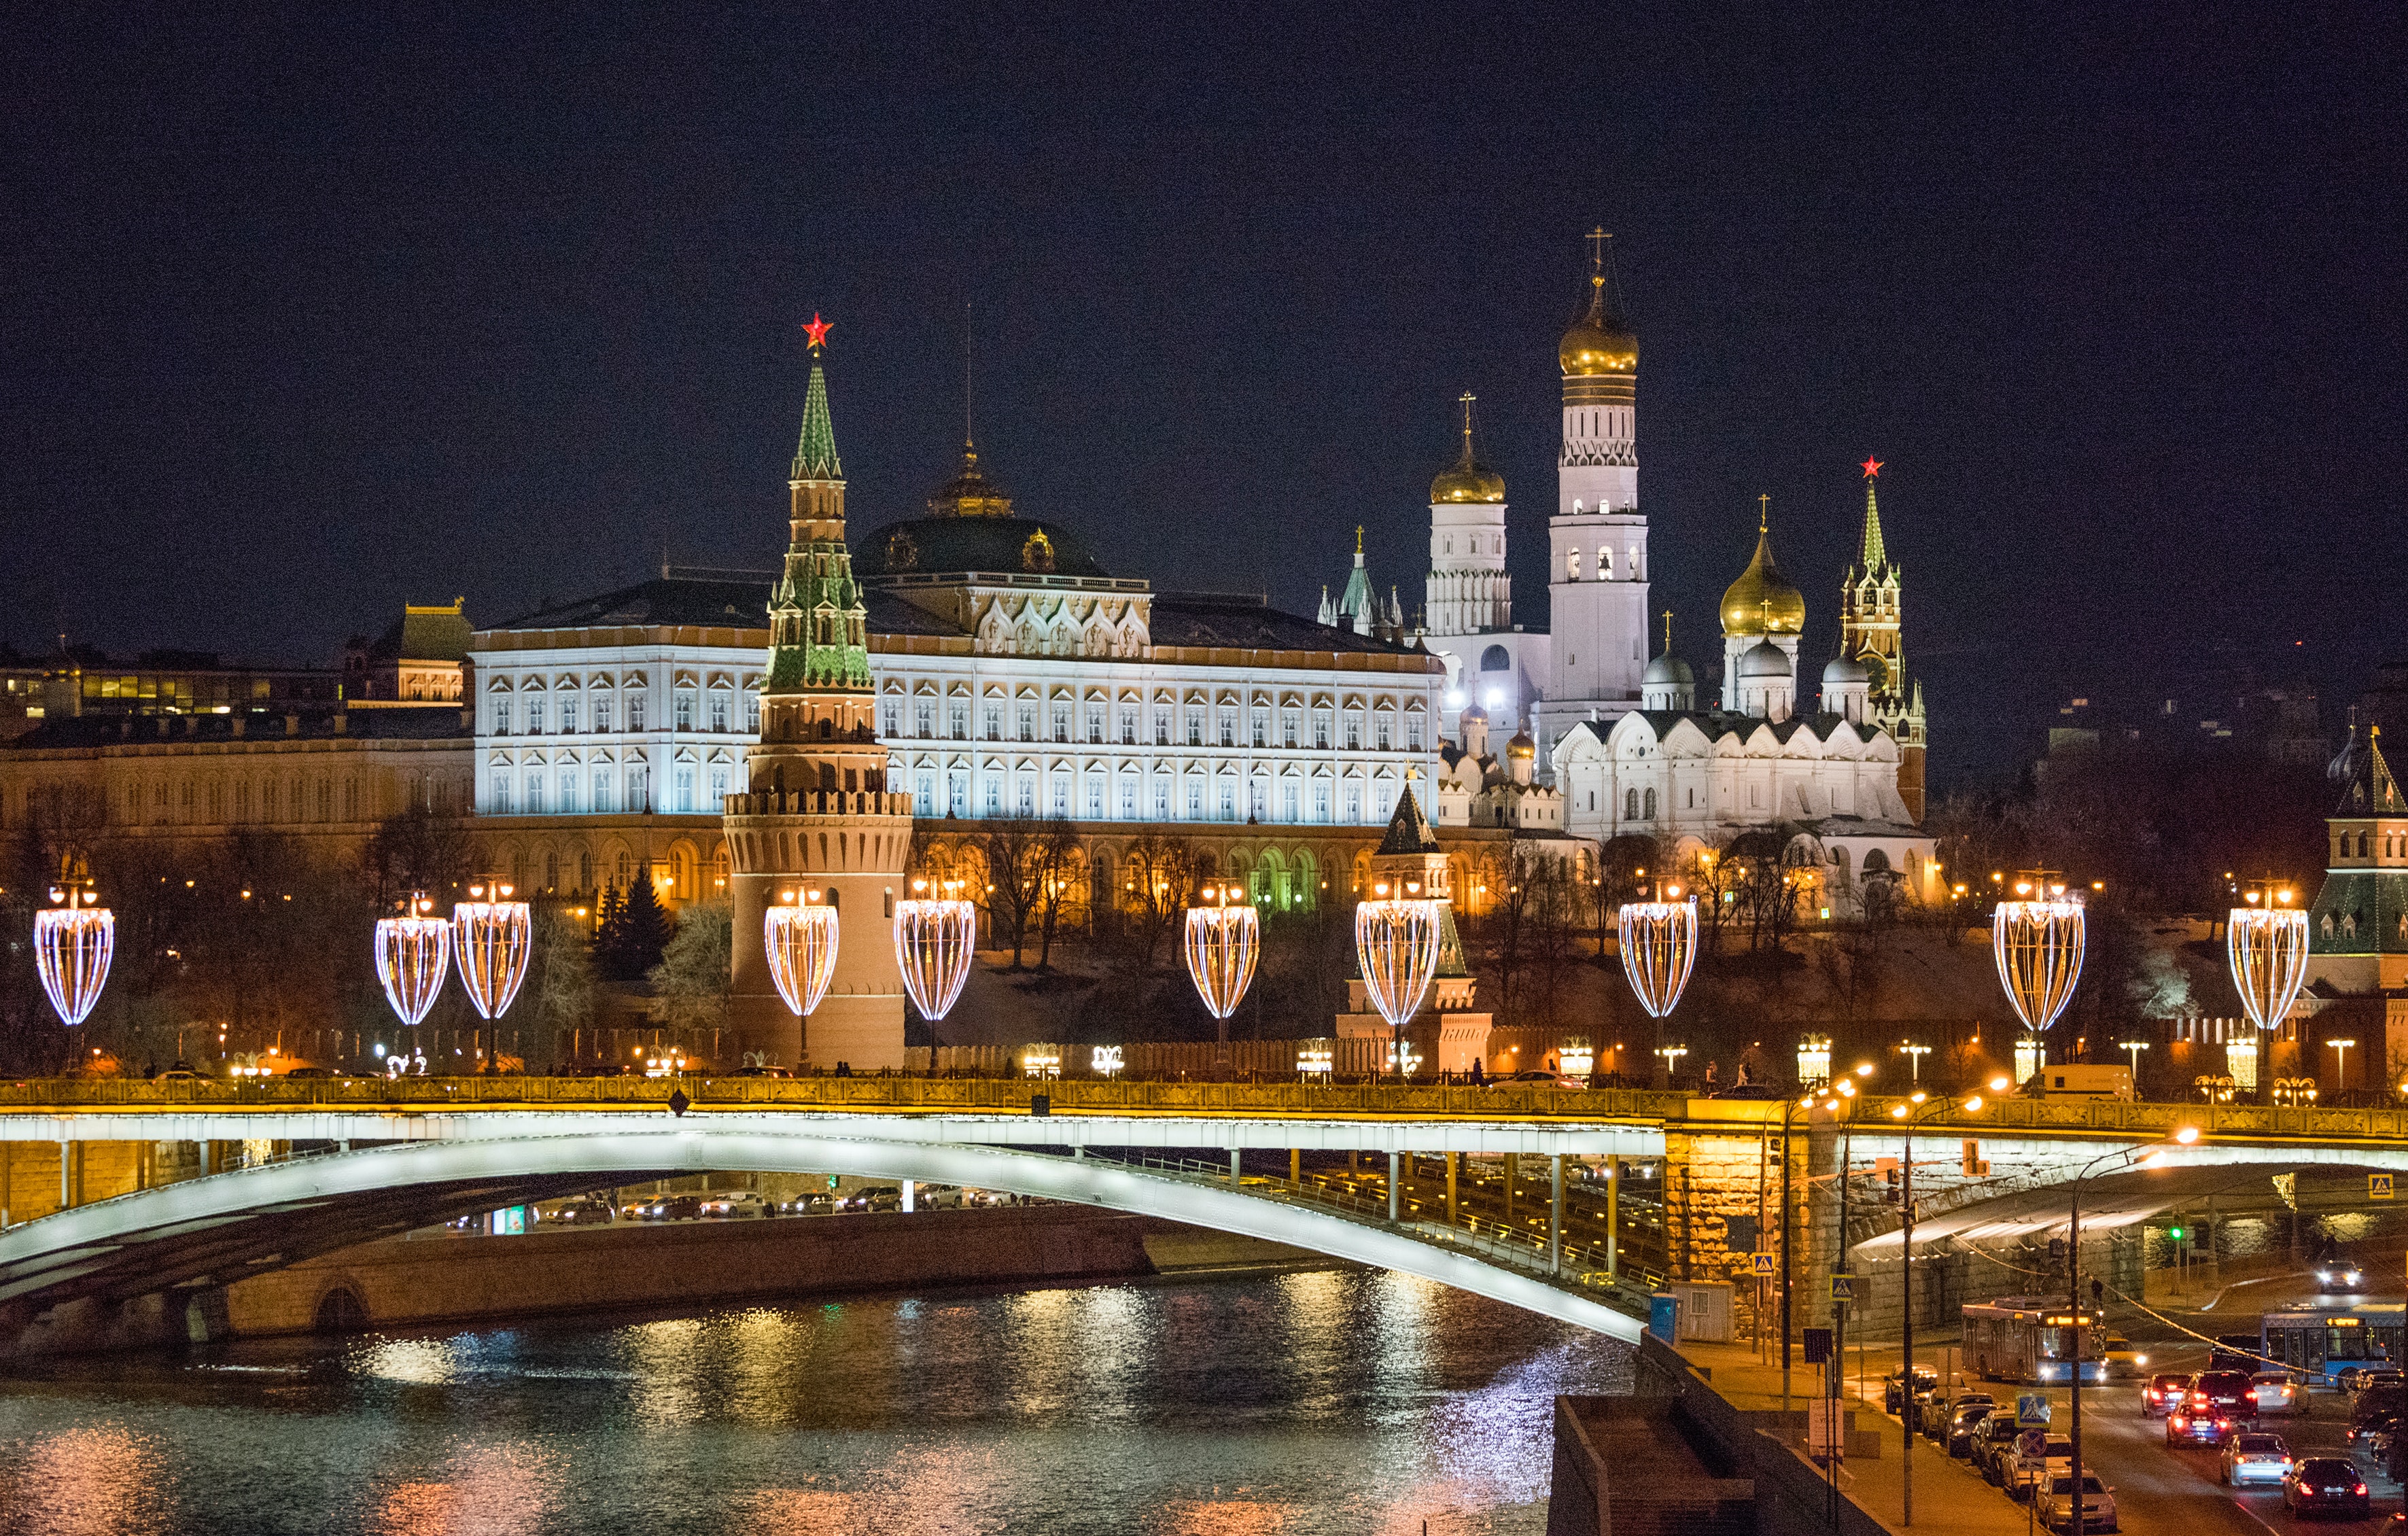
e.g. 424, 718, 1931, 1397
765, 886, 841, 1024
1654, 1044, 1688, 1086
1618, 888, 1698, 1018
1887, 1086, 1988, 1526
2228, 882, 2307, 1104
373, 892, 452, 1032
2330, 1038, 2358, 1100
1900, 1042, 1930, 1085
33, 877, 114, 1028
2118, 1040, 2150, 1088
2062, 1128, 2199, 1535
1185, 882, 1260, 1073
1355, 878, 1443, 1082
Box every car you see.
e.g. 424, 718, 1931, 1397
152, 1067, 203, 1083
1883, 1364, 1941, 1414
1974, 1418, 2024, 1484
1917, 1389, 1969, 1439
1947, 1403, 1998, 1458
2337, 1363, 2393, 1391
2167, 1408, 2237, 1446
2142, 1372, 2191, 1418
2252, 1372, 2299, 1415
728, 1066, 792, 1078
635, 1194, 704, 1221
2357, 1369, 2405, 1395
2352, 1382, 2408, 1440
2350, 1408, 2402, 1450
2284, 1456, 2371, 1518
839, 1186, 903, 1212
2103, 1337, 2150, 1378
2184, 1369, 2257, 1425
2220, 1432, 2293, 1486
2320, 1263, 2370, 1294
2012, 1435, 2076, 1499
697, 1191, 768, 1219
285, 1066, 346, 1079
543, 1198, 615, 1225
2034, 1472, 2117, 1534
777, 1193, 836, 1216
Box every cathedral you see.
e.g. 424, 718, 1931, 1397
1384, 233, 1939, 915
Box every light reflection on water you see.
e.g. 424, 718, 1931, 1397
0, 1269, 1629, 1535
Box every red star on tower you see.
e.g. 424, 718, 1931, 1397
1860, 455, 1884, 478
801, 312, 832, 351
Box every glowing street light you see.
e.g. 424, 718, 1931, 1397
1355, 877, 1443, 1081
1796, 1035, 1832, 1087
1185, 882, 1260, 1069
33, 879, 114, 1028
894, 877, 977, 1035
1618, 887, 1698, 1018
1993, 872, 2084, 1083
2328, 1038, 2357, 1095
1899, 1042, 1931, 1084
1656, 1044, 1689, 1083
765, 888, 841, 1019
2228, 882, 2307, 1103
374, 892, 452, 1029
453, 875, 531, 1074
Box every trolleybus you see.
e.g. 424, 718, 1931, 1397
2261, 1304, 2403, 1384
1962, 1297, 2109, 1384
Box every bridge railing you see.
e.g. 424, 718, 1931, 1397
0, 1074, 1691, 1123
1851, 1092, 2408, 1144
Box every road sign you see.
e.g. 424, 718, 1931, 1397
1830, 1273, 1855, 1301
1752, 1251, 1779, 1276
2017, 1429, 2049, 1459
2017, 1393, 2052, 1427
2373, 1173, 2395, 1201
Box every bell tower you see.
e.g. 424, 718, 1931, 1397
724, 314, 915, 1068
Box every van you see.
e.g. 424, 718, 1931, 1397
2038, 1065, 2133, 1100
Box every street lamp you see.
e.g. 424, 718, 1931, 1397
33, 879, 114, 1028
2061, 1126, 2199, 1535
1899, 1042, 1930, 1084
374, 892, 452, 1030
1185, 881, 1260, 1072
453, 875, 531, 1074
1993, 873, 2085, 1084
1887, 1086, 1987, 1526
765, 887, 841, 1020
1655, 1044, 1689, 1084
1356, 878, 1443, 1082
2117, 1039, 2150, 1088
2229, 883, 2307, 1104
2329, 1038, 2358, 1098
1797, 1034, 1832, 1087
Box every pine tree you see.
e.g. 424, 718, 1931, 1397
611, 874, 672, 981
593, 884, 629, 980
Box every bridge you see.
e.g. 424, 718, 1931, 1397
4, 1075, 2405, 1355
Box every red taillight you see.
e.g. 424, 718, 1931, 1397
2246, 1389, 2258, 1401
2356, 1484, 2369, 1496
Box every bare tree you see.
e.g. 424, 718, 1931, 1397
1032, 817, 1083, 968
1117, 828, 1201, 971
979, 818, 1048, 968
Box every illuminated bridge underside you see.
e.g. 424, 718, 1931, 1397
0, 1130, 1646, 1342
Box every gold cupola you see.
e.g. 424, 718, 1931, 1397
926, 444, 1014, 519
1720, 504, 1807, 636
1559, 232, 1638, 377
1429, 391, 1506, 504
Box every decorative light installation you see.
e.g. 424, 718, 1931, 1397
1796, 1035, 1833, 1087
765, 887, 841, 1017
2014, 1035, 2045, 1084
1618, 889, 1698, 1018
1021, 1043, 1062, 1079
1092, 1044, 1124, 1079
34, 881, 114, 1028
2228, 885, 2308, 1101
894, 877, 977, 1025
1297, 1040, 1335, 1079
1558, 1036, 1596, 1077
1184, 882, 1260, 1021
1991, 875, 2085, 1041
1384, 1040, 1425, 1077
452, 877, 532, 1022
374, 892, 452, 1028
1354, 879, 1443, 1079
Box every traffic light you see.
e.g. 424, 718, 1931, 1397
2168, 1224, 2186, 1242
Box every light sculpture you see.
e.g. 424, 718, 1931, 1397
34, 882, 114, 1028
374, 892, 452, 1028
894, 877, 977, 1026
765, 888, 841, 1018
1184, 883, 1260, 1022
1991, 877, 2085, 1047
1021, 1043, 1062, 1079
1092, 1044, 1124, 1078
1796, 1034, 1833, 1087
2227, 885, 2307, 1103
1297, 1039, 1335, 1079
453, 877, 532, 1022
1559, 1036, 1596, 1077
1354, 878, 1443, 1081
1618, 890, 1698, 1018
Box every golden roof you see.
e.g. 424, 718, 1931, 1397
927, 447, 1013, 519
1559, 275, 1637, 377
1430, 395, 1505, 504
1721, 525, 1806, 635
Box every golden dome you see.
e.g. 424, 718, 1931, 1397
1430, 394, 1505, 504
1721, 525, 1806, 636
927, 447, 1013, 519
1559, 278, 1638, 377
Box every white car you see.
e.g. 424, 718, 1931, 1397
2012, 1437, 2076, 1500
2036, 1472, 2117, 1534
2221, 1432, 2293, 1486
2252, 1372, 2299, 1415
697, 1191, 768, 1218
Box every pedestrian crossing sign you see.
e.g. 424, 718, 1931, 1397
2372, 1173, 2394, 1201
1752, 1251, 1778, 1276
1830, 1273, 1855, 1301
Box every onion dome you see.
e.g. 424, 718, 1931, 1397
1720, 524, 1807, 636
926, 447, 1014, 519
1822, 655, 1871, 687
1643, 651, 1695, 688
1459, 700, 1489, 724
1430, 394, 1506, 504
1740, 639, 1792, 679
1506, 729, 1536, 758
1558, 274, 1638, 377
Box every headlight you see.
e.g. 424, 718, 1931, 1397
2136, 1355, 2148, 1365
2320, 1270, 2335, 1282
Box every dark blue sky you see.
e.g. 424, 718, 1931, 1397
7, 5, 2403, 789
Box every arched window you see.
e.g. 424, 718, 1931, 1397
1599, 546, 1613, 578
1643, 788, 1656, 819
1480, 645, 1511, 671
1625, 788, 1639, 819
1566, 549, 1582, 580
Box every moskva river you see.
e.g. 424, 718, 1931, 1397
0, 1268, 1631, 1535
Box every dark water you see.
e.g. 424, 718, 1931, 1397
0, 1269, 1631, 1535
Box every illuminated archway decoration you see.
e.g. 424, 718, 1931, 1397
451, 879, 531, 1022
1355, 883, 1443, 1079
1618, 896, 1698, 1019
894, 879, 977, 1023
33, 885, 114, 1028
2228, 905, 2309, 1036
1184, 886, 1259, 1021
1991, 884, 2085, 1038
765, 890, 841, 1017
374, 894, 453, 1028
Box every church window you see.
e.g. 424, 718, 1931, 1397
1121, 708, 1136, 746
1250, 779, 1268, 820
672, 767, 694, 813
594, 697, 612, 733
1253, 710, 1269, 748
983, 704, 1002, 740
628, 695, 646, 731
494, 699, 512, 735
1444, 538, 1453, 555
1628, 545, 1641, 579
1283, 782, 1299, 822
1346, 783, 1363, 822
1053, 703, 1070, 742
1187, 779, 1202, 818
983, 776, 1000, 814
1346, 715, 1361, 750
1687, 786, 1696, 809
491, 773, 512, 815
1481, 645, 1510, 671
1121, 778, 1136, 818
1314, 783, 1331, 822
1599, 547, 1613, 578
1625, 788, 1639, 819
1087, 707, 1104, 744
950, 702, 968, 739
1220, 782, 1237, 820
1643, 788, 1657, 819
1408, 718, 1425, 751
1567, 549, 1581, 580
1156, 708, 1172, 746
1221, 710, 1237, 748
1087, 778, 1104, 818
746, 695, 761, 734
880, 702, 898, 737
594, 770, 612, 813
1017, 776, 1036, 816
1314, 713, 1330, 750
1017, 703, 1036, 741
1376, 717, 1392, 751
1053, 776, 1072, 816
708, 766, 728, 807
1154, 775, 1170, 817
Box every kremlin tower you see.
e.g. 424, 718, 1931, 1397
723, 316, 915, 1069
1838, 458, 1928, 817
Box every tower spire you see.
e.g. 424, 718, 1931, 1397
1662, 608, 1674, 655
964, 300, 975, 453
1858, 455, 1888, 570
1459, 390, 1476, 461
790, 314, 843, 483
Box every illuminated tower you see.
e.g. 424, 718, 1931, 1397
1424, 392, 1510, 636
1838, 457, 1927, 817
724, 315, 914, 1069
1541, 230, 1649, 740
1718, 496, 1803, 710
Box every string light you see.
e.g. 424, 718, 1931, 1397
1183, 881, 1259, 1021
34, 881, 113, 1028
1618, 893, 1698, 1018
1992, 873, 2085, 1048
374, 892, 452, 1027
765, 887, 841, 1018
453, 876, 531, 1024
894, 876, 977, 1024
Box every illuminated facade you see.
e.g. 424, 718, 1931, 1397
1837, 462, 1930, 818
2307, 723, 2408, 992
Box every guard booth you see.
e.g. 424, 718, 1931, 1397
1670, 1280, 1733, 1343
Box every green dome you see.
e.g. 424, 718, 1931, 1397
854, 515, 1111, 580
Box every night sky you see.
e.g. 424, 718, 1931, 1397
7, 6, 2403, 790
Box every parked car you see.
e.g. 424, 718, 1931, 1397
635, 1194, 704, 1222
1947, 1403, 1998, 1458
2349, 1408, 2401, 1450
2102, 1337, 2150, 1378
2141, 1372, 2191, 1418
1883, 1365, 1941, 1415
2284, 1457, 2371, 1518
2220, 1432, 2293, 1487
778, 1193, 836, 1216
2012, 1435, 2076, 1499
698, 1191, 768, 1219
2167, 1408, 2236, 1446
2351, 1384, 2407, 1442
1975, 1418, 2024, 1484
2252, 1372, 2299, 1416
1926, 1391, 1991, 1439
2034, 1472, 2117, 1534
839, 1186, 903, 1212
544, 1198, 615, 1225
2184, 1370, 2257, 1425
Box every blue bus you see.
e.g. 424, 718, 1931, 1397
2261, 1304, 2403, 1384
